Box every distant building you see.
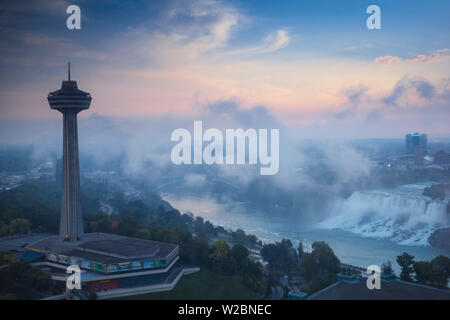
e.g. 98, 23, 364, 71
434, 151, 450, 165
405, 133, 427, 155
415, 146, 424, 165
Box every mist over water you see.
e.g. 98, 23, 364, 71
165, 186, 450, 272
320, 182, 450, 246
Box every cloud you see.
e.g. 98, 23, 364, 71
333, 85, 369, 119
225, 29, 290, 57
324, 145, 374, 185
158, 1, 289, 57
374, 55, 401, 66
0, 31, 105, 66
325, 76, 449, 130
108, 0, 291, 69
345, 85, 369, 105
408, 48, 450, 63
184, 173, 207, 187
382, 76, 435, 106
260, 29, 290, 53
374, 49, 450, 66
0, 0, 69, 17
149, 0, 243, 55
0, 0, 448, 140
201, 99, 283, 129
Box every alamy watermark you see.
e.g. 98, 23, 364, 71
66, 264, 81, 290
170, 121, 279, 175
66, 5, 81, 30
366, 265, 381, 290
366, 5, 381, 30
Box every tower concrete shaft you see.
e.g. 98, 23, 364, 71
48, 63, 92, 242
60, 110, 83, 242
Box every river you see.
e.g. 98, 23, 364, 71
164, 183, 450, 273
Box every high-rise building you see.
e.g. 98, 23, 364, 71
405, 132, 427, 155
47, 62, 91, 242
414, 146, 424, 165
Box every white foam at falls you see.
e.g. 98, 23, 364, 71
319, 183, 450, 246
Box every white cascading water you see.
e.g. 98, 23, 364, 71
319, 182, 449, 246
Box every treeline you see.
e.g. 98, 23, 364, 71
0, 178, 104, 235
261, 239, 340, 295
397, 252, 450, 289
423, 183, 450, 201
0, 252, 60, 300
105, 190, 261, 247
0, 180, 60, 234
0, 218, 31, 237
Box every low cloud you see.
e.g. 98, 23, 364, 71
382, 76, 435, 106
408, 48, 450, 63
201, 99, 282, 129
374, 55, 401, 66
333, 85, 369, 119
323, 76, 449, 132
374, 48, 450, 66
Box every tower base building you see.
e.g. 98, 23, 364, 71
25, 233, 197, 298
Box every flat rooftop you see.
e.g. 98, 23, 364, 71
0, 233, 53, 252
77, 237, 162, 259
25, 233, 178, 264
309, 278, 450, 300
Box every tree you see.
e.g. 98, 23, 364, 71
311, 241, 340, 274
396, 252, 415, 282
208, 240, 232, 274
430, 255, 450, 276
297, 241, 304, 262
117, 215, 139, 237
381, 261, 393, 275
8, 218, 31, 235
430, 255, 450, 288
300, 241, 340, 281
260, 243, 278, 274
232, 229, 247, 244
261, 239, 298, 274
413, 255, 450, 288
0, 224, 9, 237
0, 261, 54, 298
413, 261, 433, 284
231, 244, 249, 273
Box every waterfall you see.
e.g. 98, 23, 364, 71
319, 183, 449, 246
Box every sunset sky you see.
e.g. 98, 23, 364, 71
0, 0, 449, 139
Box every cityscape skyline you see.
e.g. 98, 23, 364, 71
0, 1, 449, 302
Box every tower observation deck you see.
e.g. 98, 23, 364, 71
47, 63, 92, 242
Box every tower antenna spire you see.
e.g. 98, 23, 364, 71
68, 61, 71, 81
